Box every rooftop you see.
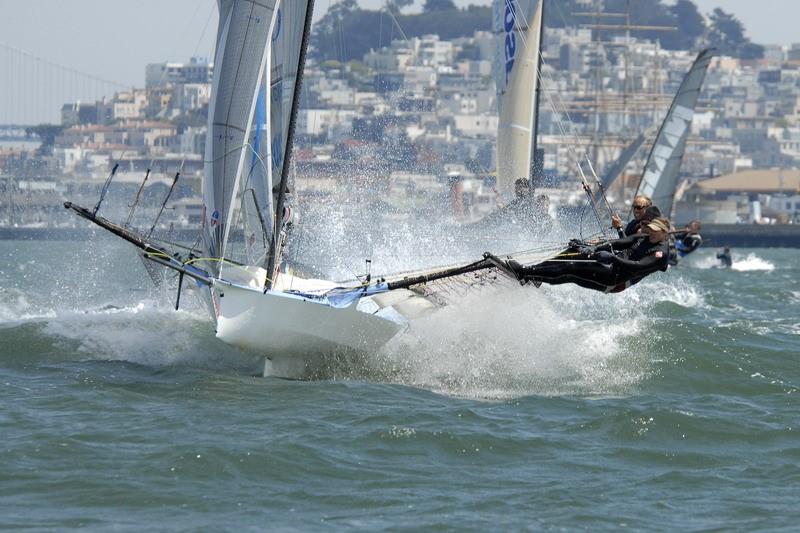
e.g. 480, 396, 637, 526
696, 169, 800, 193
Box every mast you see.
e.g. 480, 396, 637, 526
529, 0, 545, 191
266, 0, 315, 288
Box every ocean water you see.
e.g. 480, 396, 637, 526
1, 238, 799, 530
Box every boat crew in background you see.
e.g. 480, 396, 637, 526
717, 247, 733, 268
674, 220, 703, 258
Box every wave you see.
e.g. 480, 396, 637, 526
0, 295, 261, 372
327, 276, 705, 399
732, 253, 775, 272
0, 287, 55, 324
690, 252, 775, 272
1, 264, 712, 400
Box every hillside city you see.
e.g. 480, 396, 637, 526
4, 6, 800, 231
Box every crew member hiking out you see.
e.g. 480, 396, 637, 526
485, 217, 672, 293
611, 195, 653, 237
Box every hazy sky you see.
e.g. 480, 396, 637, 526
0, 0, 797, 123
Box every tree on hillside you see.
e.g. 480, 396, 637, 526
314, 0, 358, 36
25, 124, 64, 156
708, 8, 744, 54
310, 3, 491, 62
310, 0, 361, 62
387, 0, 413, 15
708, 8, 763, 59
568, 0, 705, 51
738, 41, 765, 60
668, 0, 706, 50
423, 0, 456, 12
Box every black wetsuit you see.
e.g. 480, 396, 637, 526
519, 235, 670, 293
717, 250, 733, 268
674, 230, 703, 256
617, 218, 641, 238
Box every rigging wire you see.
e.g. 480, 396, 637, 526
503, 1, 614, 244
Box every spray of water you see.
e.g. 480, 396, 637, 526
689, 252, 775, 272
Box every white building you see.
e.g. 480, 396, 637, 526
452, 114, 498, 137
145, 57, 213, 88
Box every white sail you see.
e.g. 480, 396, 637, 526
268, 2, 312, 207
634, 48, 714, 217
202, 0, 279, 273
494, 0, 543, 198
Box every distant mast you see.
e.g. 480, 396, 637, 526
494, 0, 543, 199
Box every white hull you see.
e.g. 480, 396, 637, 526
212, 280, 404, 377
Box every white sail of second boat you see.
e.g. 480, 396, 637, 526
494, 0, 543, 199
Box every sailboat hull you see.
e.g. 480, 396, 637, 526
213, 281, 403, 376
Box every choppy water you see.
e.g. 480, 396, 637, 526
1, 238, 799, 530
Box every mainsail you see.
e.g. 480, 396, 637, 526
633, 48, 714, 217
494, 0, 544, 198
202, 0, 313, 276
203, 0, 278, 272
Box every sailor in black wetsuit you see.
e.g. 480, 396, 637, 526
488, 217, 672, 293
611, 195, 654, 237
717, 247, 733, 268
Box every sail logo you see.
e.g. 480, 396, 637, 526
210, 210, 220, 227
503, 0, 519, 86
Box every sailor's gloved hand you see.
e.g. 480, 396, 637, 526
568, 238, 585, 249
577, 245, 596, 256
594, 250, 615, 263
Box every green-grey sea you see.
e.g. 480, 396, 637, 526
1, 238, 798, 530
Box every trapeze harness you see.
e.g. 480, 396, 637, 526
667, 231, 702, 266
518, 235, 670, 293
674, 231, 702, 256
